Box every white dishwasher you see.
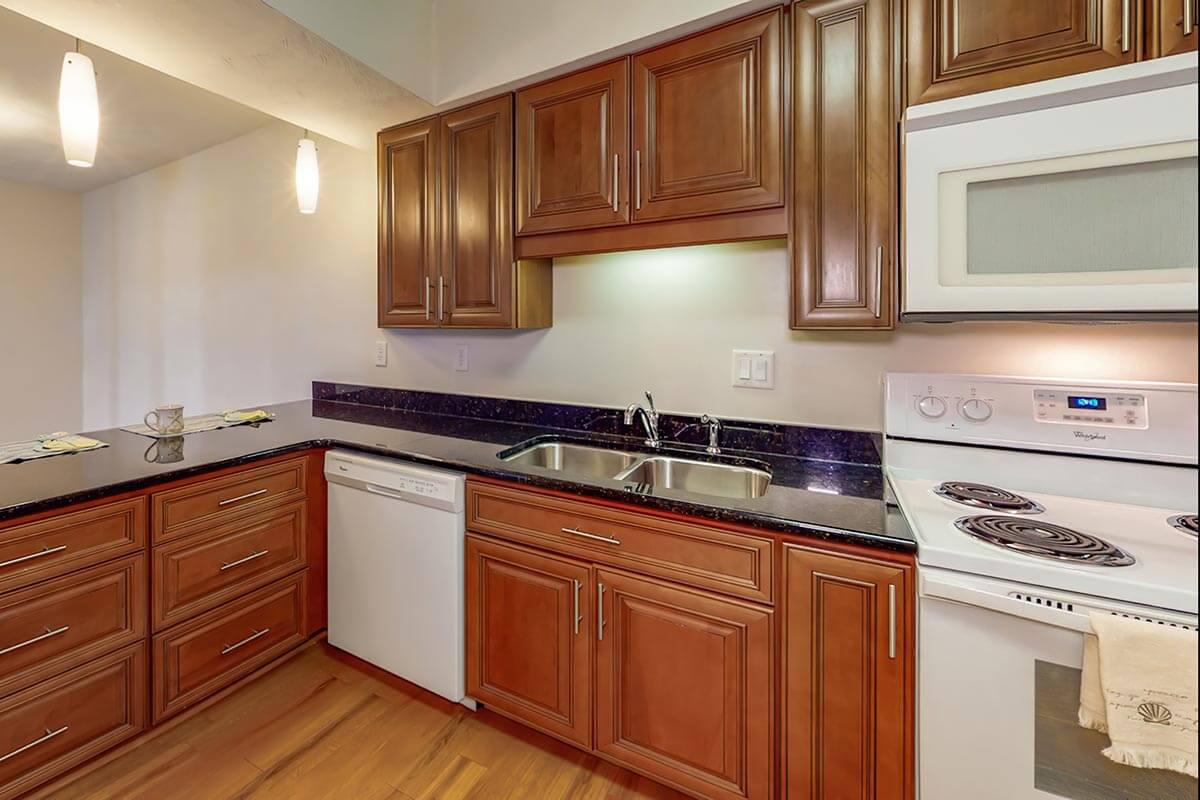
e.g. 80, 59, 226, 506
325, 450, 469, 705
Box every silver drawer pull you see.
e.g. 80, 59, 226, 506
0, 625, 70, 657
561, 526, 620, 545
612, 153, 619, 212
597, 583, 606, 641
221, 627, 271, 655
1120, 0, 1132, 52
573, 579, 582, 636
0, 545, 67, 570
220, 550, 270, 571
0, 726, 69, 764
888, 584, 897, 660
217, 488, 268, 507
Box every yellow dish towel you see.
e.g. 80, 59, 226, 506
222, 409, 271, 424
36, 433, 104, 452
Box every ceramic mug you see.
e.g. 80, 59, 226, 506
144, 404, 185, 434
144, 435, 185, 464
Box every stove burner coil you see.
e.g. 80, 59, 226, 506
1169, 514, 1198, 538
935, 482, 1044, 514
955, 515, 1135, 567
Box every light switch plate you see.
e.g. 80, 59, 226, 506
732, 350, 774, 389
454, 344, 470, 372
374, 340, 388, 367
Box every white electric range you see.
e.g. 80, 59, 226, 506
884, 373, 1198, 800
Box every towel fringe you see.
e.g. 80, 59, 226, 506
1102, 744, 1198, 778
1077, 707, 1108, 733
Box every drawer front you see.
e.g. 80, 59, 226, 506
0, 642, 146, 800
466, 482, 773, 604
0, 555, 146, 699
152, 457, 308, 543
153, 571, 307, 721
153, 501, 307, 631
0, 497, 145, 596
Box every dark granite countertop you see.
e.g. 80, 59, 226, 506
0, 399, 914, 551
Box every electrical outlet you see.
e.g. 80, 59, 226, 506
731, 350, 774, 389
454, 344, 470, 372
374, 340, 388, 367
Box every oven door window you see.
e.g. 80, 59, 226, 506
937, 142, 1198, 287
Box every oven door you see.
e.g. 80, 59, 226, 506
904, 55, 1198, 321
918, 569, 1197, 800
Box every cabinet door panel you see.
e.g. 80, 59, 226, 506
440, 96, 514, 328
631, 9, 783, 221
594, 569, 772, 800
1148, 0, 1198, 56
908, 0, 1137, 105
465, 535, 591, 747
792, 0, 895, 329
783, 545, 913, 800
378, 117, 438, 327
517, 60, 629, 234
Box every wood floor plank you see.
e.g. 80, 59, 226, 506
48, 646, 692, 800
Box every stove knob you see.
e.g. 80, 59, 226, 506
917, 396, 947, 419
960, 398, 993, 422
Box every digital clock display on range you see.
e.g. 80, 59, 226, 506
1068, 395, 1107, 410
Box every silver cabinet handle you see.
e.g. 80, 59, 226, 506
873, 245, 884, 319
1186, 0, 1195, 34
0, 726, 69, 764
437, 275, 444, 322
597, 583, 606, 641
0, 625, 70, 657
888, 584, 897, 660
218, 488, 268, 507
573, 579, 582, 636
0, 544, 66, 570
1121, 0, 1132, 52
612, 153, 620, 212
220, 550, 269, 571
635, 149, 642, 210
561, 526, 620, 545
222, 627, 270, 655
424, 276, 432, 320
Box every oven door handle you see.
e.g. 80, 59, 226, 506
921, 572, 1094, 633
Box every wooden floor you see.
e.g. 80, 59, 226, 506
48, 644, 691, 800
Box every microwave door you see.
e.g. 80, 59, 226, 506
904, 63, 1199, 320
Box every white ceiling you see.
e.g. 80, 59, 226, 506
0, 6, 273, 193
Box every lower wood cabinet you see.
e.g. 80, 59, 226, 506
465, 534, 592, 747
0, 643, 146, 800
782, 544, 914, 800
594, 568, 773, 800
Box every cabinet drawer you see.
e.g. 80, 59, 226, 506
152, 571, 307, 721
466, 482, 773, 604
152, 457, 308, 543
0, 497, 145, 596
153, 501, 307, 631
0, 555, 145, 699
0, 642, 146, 800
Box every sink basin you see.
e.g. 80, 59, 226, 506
501, 441, 640, 478
615, 456, 771, 500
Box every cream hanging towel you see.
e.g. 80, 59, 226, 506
1079, 611, 1198, 777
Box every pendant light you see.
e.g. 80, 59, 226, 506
58, 39, 99, 168
295, 131, 319, 214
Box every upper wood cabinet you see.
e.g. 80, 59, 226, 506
516, 59, 630, 234
907, 0, 1140, 105
594, 568, 773, 800
792, 0, 897, 329
782, 544, 913, 800
378, 96, 552, 329
1148, 0, 1199, 56
631, 9, 785, 222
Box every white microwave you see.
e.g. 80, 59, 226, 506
904, 53, 1198, 321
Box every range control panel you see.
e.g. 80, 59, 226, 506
884, 373, 1197, 464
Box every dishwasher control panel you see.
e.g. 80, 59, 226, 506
325, 451, 464, 511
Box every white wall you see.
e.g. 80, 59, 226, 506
0, 178, 82, 440
80, 122, 1198, 434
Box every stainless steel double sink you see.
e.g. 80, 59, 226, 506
500, 440, 771, 500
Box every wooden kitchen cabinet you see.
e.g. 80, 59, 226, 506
378, 117, 438, 327
516, 59, 630, 234
379, 96, 552, 329
1148, 0, 1199, 55
792, 0, 897, 329
782, 544, 914, 800
631, 9, 784, 222
465, 534, 592, 747
906, 0, 1140, 105
594, 568, 773, 800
